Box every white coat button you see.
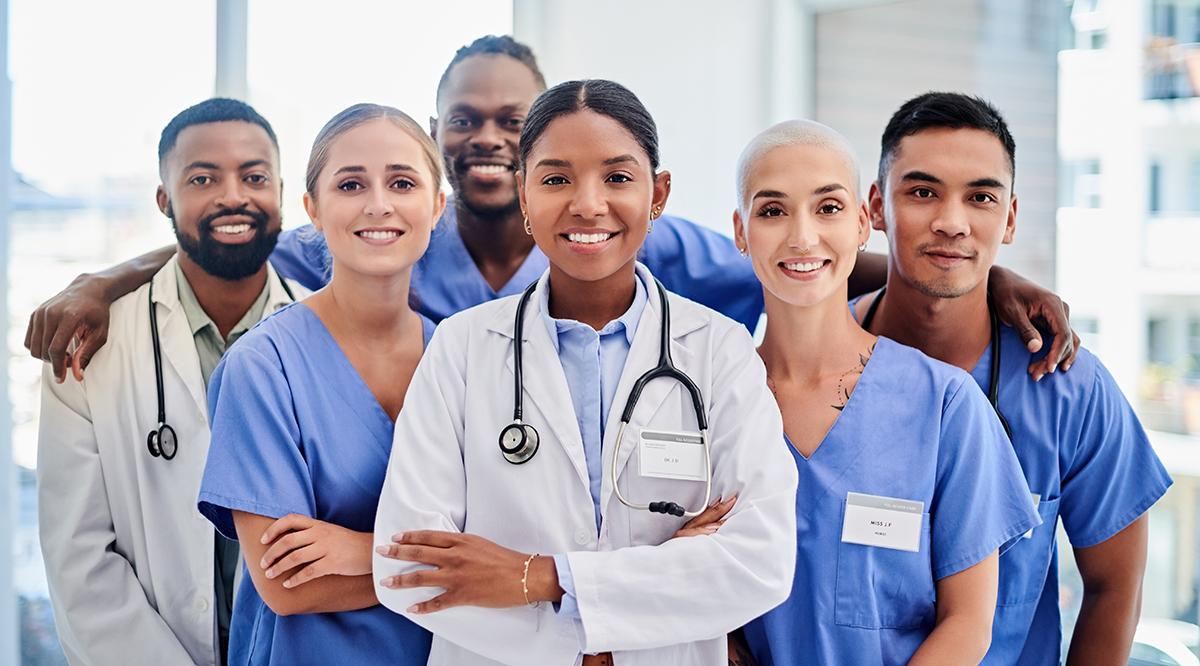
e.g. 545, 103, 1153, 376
195, 596, 210, 613
574, 528, 591, 546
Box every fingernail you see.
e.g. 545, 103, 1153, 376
391, 533, 405, 543
265, 569, 274, 578
1062, 362, 1072, 371
1034, 373, 1043, 382
375, 545, 390, 555
405, 604, 419, 613
259, 559, 267, 569
1049, 365, 1057, 374
282, 579, 292, 589
261, 535, 269, 545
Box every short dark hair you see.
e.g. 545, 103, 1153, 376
436, 34, 547, 105
878, 92, 1015, 187
519, 79, 660, 172
157, 98, 278, 167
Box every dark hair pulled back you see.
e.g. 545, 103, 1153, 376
519, 79, 660, 172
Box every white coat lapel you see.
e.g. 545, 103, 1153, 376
150, 261, 209, 425
601, 266, 705, 507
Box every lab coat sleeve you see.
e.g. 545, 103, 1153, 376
36, 366, 195, 665
373, 325, 581, 665
566, 324, 798, 653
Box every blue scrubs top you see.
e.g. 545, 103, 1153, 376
197, 303, 435, 666
974, 325, 1172, 665
742, 337, 1040, 666
269, 200, 763, 330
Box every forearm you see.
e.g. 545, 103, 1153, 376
272, 573, 379, 615
1066, 587, 1142, 666
90, 245, 174, 301
908, 613, 992, 665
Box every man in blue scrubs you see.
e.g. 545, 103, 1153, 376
856, 92, 1172, 665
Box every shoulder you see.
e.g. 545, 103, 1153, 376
643, 214, 728, 254
224, 302, 314, 370
999, 324, 1102, 402
874, 336, 977, 403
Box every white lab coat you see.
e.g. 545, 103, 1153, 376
374, 264, 798, 666
37, 257, 305, 666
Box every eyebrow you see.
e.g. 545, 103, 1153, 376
332, 164, 418, 175
751, 189, 789, 200
901, 170, 1005, 189
813, 183, 848, 195
534, 158, 571, 169
602, 154, 639, 166
184, 159, 270, 171
966, 177, 1006, 189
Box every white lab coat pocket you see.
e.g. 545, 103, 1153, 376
833, 502, 934, 630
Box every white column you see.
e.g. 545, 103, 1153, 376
215, 0, 249, 100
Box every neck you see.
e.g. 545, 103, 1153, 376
759, 285, 873, 381
323, 260, 417, 342
177, 253, 268, 340
869, 268, 991, 372
547, 262, 637, 331
455, 197, 535, 267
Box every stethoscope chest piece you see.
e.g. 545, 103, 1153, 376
147, 422, 178, 460
499, 421, 539, 465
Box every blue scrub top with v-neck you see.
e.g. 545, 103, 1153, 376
269, 199, 763, 330
969, 324, 1172, 665
198, 303, 434, 666
742, 337, 1040, 666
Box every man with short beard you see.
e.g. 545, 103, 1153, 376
36, 98, 306, 666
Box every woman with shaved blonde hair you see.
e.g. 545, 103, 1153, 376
730, 120, 1038, 665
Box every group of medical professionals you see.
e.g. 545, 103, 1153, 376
28, 34, 1172, 666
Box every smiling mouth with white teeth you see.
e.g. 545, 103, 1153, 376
566, 232, 616, 244
356, 229, 404, 240
781, 260, 828, 273
467, 164, 512, 176
212, 223, 253, 236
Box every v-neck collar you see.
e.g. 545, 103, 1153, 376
442, 203, 548, 297
788, 336, 886, 463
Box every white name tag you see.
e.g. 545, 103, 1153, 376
1024, 493, 1041, 539
841, 492, 925, 552
638, 429, 706, 481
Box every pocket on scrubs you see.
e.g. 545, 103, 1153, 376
833, 508, 934, 630
997, 496, 1060, 607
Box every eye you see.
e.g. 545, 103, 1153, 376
503, 117, 525, 130
391, 178, 416, 190
757, 204, 785, 218
337, 180, 364, 192
606, 173, 633, 184
970, 192, 997, 204
818, 201, 844, 215
189, 175, 212, 186
542, 175, 569, 186
245, 173, 268, 185
447, 116, 471, 129
911, 187, 936, 199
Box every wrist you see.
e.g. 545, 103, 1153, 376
527, 554, 563, 604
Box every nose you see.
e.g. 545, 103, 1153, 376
469, 119, 504, 152
786, 214, 820, 252
363, 185, 392, 218
929, 199, 971, 238
567, 180, 608, 219
215, 178, 250, 209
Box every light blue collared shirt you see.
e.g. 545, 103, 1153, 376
542, 272, 648, 637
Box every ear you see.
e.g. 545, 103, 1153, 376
515, 170, 529, 220
156, 185, 171, 218
429, 116, 439, 143
432, 190, 447, 229
732, 208, 748, 254
1002, 194, 1017, 245
652, 170, 672, 216
858, 200, 871, 247
868, 181, 887, 232
303, 192, 322, 232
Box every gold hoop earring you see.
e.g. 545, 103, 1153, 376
522, 214, 532, 236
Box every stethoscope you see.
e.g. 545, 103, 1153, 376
860, 287, 1013, 439
146, 273, 296, 460
498, 279, 713, 518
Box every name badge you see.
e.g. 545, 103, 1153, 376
639, 429, 706, 481
1024, 493, 1041, 539
841, 492, 924, 552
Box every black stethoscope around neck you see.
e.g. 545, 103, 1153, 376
498, 278, 713, 518
146, 272, 296, 461
860, 287, 1013, 440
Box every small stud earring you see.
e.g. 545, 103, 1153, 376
858, 242, 867, 252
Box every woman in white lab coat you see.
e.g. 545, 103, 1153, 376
372, 79, 798, 666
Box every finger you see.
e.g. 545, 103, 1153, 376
70, 347, 85, 383
24, 310, 36, 352
1061, 331, 1080, 372
283, 560, 331, 589
392, 530, 463, 548
374, 543, 448, 565
46, 321, 77, 384
266, 544, 321, 580
72, 325, 107, 377
681, 496, 725, 530
405, 591, 457, 614
261, 514, 313, 545
261, 530, 316, 570
29, 308, 48, 360
379, 569, 447, 591
1006, 303, 1041, 354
